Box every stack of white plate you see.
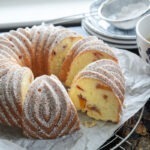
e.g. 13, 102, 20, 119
82, 0, 137, 49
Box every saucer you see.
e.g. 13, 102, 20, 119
82, 18, 137, 44
82, 21, 137, 49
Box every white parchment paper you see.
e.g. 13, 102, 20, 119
0, 48, 150, 150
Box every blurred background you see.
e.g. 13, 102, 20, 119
0, 0, 92, 28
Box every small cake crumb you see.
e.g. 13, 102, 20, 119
82, 120, 97, 128
123, 104, 126, 109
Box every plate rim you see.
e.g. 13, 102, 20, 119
82, 20, 137, 44
82, 22, 138, 49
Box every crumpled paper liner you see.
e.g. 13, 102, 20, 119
0, 48, 150, 150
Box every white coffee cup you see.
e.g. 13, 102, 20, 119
136, 14, 150, 64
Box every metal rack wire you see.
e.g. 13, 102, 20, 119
98, 107, 144, 150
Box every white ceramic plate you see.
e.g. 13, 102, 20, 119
82, 19, 137, 44
82, 22, 138, 49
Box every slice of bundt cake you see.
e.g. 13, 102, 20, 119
69, 60, 125, 123
47, 29, 83, 76
59, 37, 118, 87
0, 66, 33, 127
22, 75, 80, 139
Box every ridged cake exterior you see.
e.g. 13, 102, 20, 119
59, 37, 118, 87
0, 66, 33, 127
0, 25, 82, 77
69, 59, 125, 123
22, 75, 79, 139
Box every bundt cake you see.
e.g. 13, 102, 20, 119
59, 36, 118, 87
22, 75, 79, 139
69, 59, 125, 123
0, 24, 125, 139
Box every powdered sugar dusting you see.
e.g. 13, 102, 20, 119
22, 75, 79, 139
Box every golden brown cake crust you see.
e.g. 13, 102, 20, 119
22, 75, 79, 139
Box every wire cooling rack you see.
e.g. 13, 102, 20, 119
98, 107, 144, 150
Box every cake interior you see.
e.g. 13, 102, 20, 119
49, 37, 82, 76
69, 78, 121, 122
21, 70, 33, 105
65, 51, 116, 87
